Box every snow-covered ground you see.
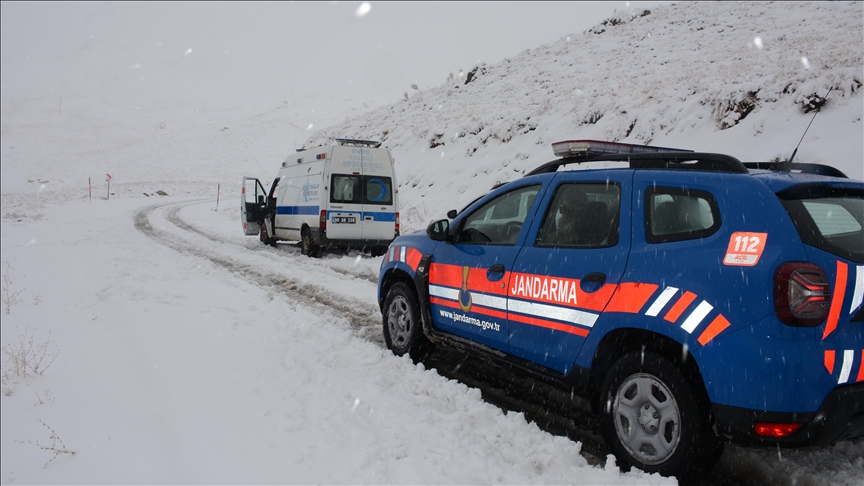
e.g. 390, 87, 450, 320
2, 1, 863, 485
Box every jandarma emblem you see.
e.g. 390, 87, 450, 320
458, 266, 472, 312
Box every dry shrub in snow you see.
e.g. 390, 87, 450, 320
1, 327, 59, 383
17, 420, 76, 468
2, 261, 25, 314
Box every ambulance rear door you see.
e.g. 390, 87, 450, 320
360, 148, 397, 242
326, 147, 364, 241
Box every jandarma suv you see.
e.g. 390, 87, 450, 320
377, 140, 863, 480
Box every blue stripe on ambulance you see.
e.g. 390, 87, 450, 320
325, 211, 396, 221
276, 206, 320, 215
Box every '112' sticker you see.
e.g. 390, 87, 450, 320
724, 232, 767, 266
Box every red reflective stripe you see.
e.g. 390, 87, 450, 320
430, 296, 452, 307
824, 350, 836, 375
857, 350, 864, 383
474, 306, 507, 320
605, 282, 659, 314
823, 261, 848, 340
468, 268, 509, 296
429, 263, 463, 287
430, 296, 507, 320
508, 313, 589, 337
697, 314, 731, 346
664, 291, 697, 323
406, 247, 422, 271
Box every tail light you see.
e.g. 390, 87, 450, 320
395, 212, 400, 236
774, 262, 830, 326
754, 422, 802, 437
320, 210, 327, 232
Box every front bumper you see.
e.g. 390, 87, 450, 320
713, 381, 864, 447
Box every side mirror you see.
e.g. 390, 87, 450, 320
446, 209, 458, 219
257, 195, 265, 205
427, 219, 450, 242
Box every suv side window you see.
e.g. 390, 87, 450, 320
535, 182, 621, 248
646, 187, 720, 243
455, 184, 540, 245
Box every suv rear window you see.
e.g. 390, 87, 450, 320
778, 185, 864, 263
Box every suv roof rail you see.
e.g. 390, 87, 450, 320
526, 152, 748, 176
335, 138, 382, 148
743, 162, 848, 178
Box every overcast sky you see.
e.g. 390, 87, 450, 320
1, 1, 663, 109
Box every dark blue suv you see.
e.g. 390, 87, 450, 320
377, 140, 863, 480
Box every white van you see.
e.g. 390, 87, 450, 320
241, 139, 399, 257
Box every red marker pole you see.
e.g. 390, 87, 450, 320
216, 183, 221, 211
106, 173, 112, 200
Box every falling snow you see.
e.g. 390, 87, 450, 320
1, 1, 862, 485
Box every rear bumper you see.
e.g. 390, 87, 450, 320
713, 382, 864, 447
309, 228, 394, 251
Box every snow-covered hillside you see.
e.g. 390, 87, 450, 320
307, 1, 863, 231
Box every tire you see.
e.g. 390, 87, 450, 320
260, 223, 276, 247
599, 351, 722, 480
382, 282, 433, 363
301, 227, 322, 258
370, 246, 388, 258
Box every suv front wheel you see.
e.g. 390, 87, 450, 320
382, 282, 433, 363
599, 351, 722, 480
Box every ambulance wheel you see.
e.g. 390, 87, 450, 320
301, 227, 322, 258
599, 351, 721, 480
260, 225, 276, 247
383, 282, 433, 363
370, 246, 387, 258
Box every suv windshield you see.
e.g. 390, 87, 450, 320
779, 185, 864, 263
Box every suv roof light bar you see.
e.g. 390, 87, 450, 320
527, 152, 748, 176
335, 138, 382, 148
551, 140, 694, 158
744, 162, 848, 179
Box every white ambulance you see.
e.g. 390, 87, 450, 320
241, 139, 400, 257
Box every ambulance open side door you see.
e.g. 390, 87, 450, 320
241, 177, 268, 235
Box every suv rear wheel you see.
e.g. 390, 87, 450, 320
599, 351, 722, 480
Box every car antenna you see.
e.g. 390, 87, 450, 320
788, 86, 832, 164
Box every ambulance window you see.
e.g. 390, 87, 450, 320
645, 187, 720, 243
363, 176, 393, 205
455, 184, 540, 246
536, 182, 621, 248
331, 175, 361, 204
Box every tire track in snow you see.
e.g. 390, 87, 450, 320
163, 203, 378, 284
134, 199, 384, 346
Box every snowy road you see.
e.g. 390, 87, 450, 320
134, 199, 385, 346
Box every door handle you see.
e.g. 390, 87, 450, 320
487, 263, 506, 282
580, 272, 607, 293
